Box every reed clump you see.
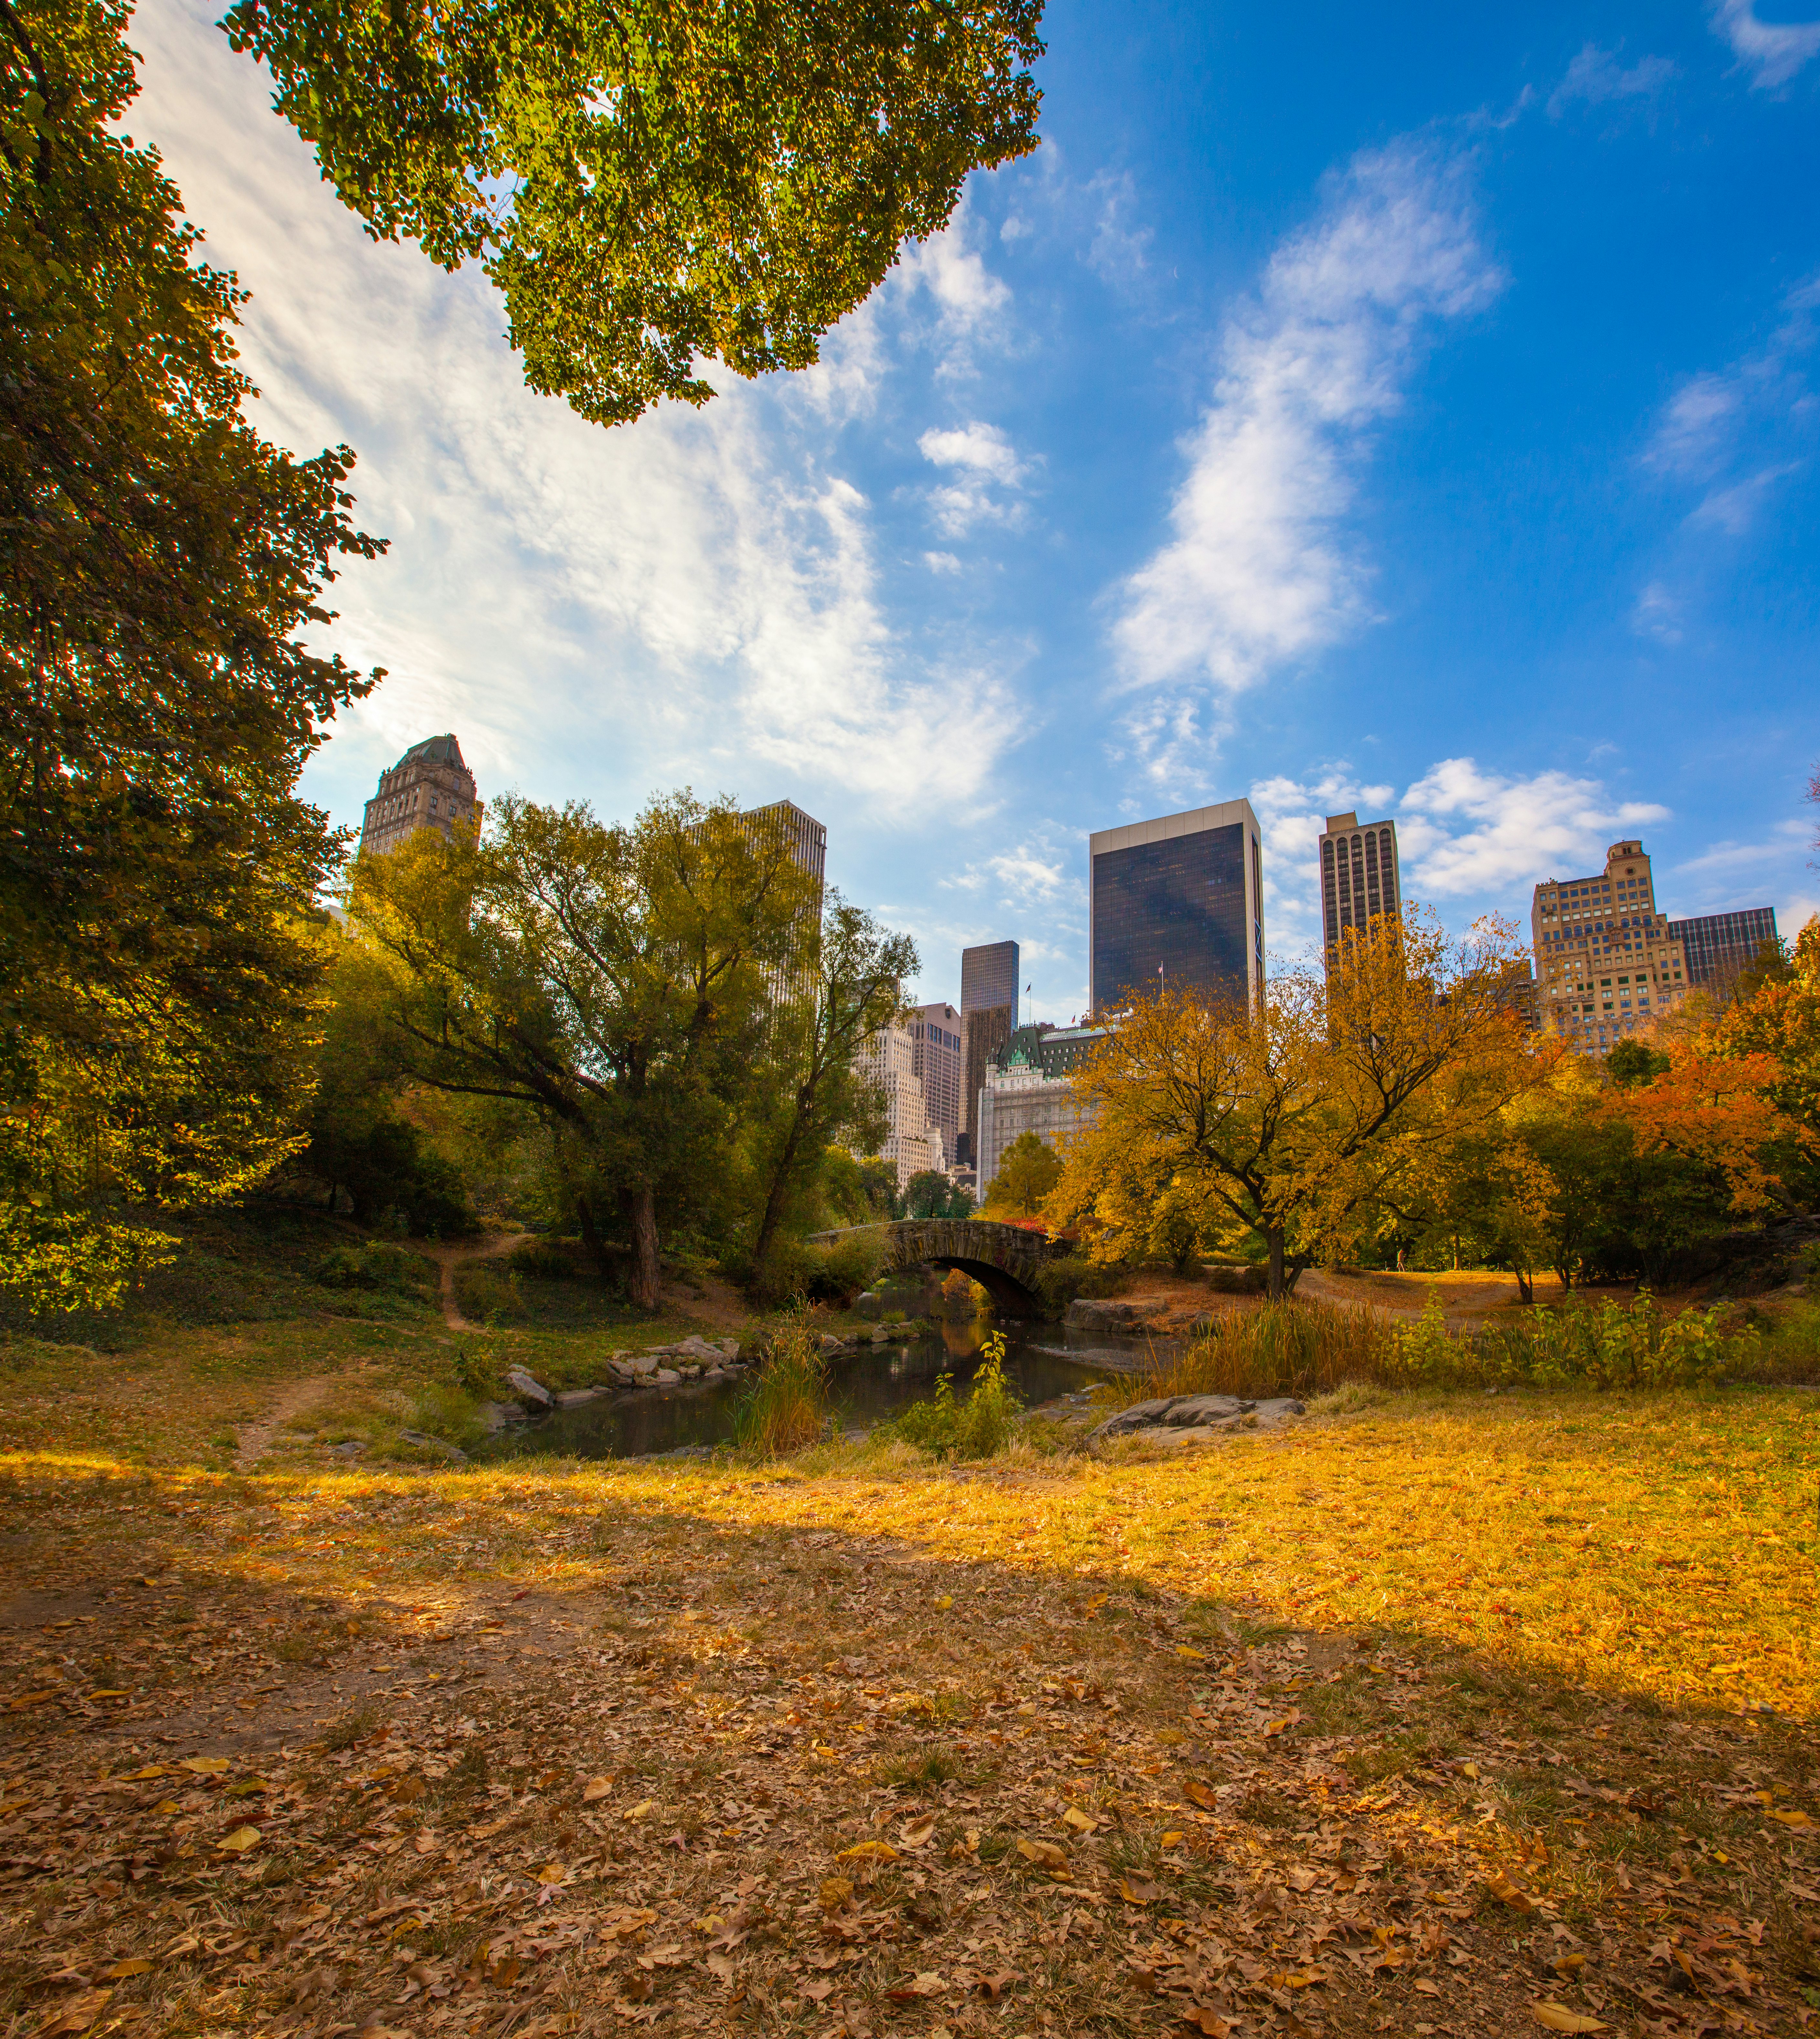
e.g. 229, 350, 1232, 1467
735, 1306, 831, 1455
1127, 1288, 1794, 1405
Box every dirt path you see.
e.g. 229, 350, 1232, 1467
233, 1373, 334, 1470
425, 1227, 529, 1331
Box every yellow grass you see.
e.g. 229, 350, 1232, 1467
1, 1315, 1816, 2036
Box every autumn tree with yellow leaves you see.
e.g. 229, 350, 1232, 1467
1048, 908, 1536, 1298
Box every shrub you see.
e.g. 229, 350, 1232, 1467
314, 1242, 429, 1293
735, 1307, 831, 1456
748, 1233, 882, 1310
509, 1237, 580, 1280
885, 1332, 1023, 1460
1032, 1254, 1125, 1317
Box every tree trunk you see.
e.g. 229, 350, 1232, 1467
1266, 1226, 1286, 1300
575, 1195, 613, 1284
626, 1182, 661, 1311
1514, 1265, 1534, 1305
752, 1093, 811, 1272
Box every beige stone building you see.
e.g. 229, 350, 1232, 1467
1530, 838, 1688, 1053
857, 1023, 945, 1188
358, 734, 482, 858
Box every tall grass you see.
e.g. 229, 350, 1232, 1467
1128, 1290, 1809, 1405
735, 1307, 831, 1455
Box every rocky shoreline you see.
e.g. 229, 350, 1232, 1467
481, 1321, 930, 1429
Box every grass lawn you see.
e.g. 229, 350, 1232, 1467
0, 1279, 1815, 2039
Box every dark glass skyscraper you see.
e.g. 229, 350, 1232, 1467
1668, 907, 1778, 990
1088, 801, 1264, 1012
958, 939, 1020, 1167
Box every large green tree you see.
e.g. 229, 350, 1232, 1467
0, 0, 383, 1308
350, 790, 818, 1307
746, 894, 914, 1271
223, 0, 1046, 424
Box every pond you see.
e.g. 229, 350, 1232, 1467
473, 1317, 1158, 1462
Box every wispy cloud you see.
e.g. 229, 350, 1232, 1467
1710, 0, 1820, 89
1109, 138, 1503, 781
918, 421, 1032, 536
128, 0, 1028, 828
1631, 582, 1684, 644
1548, 43, 1677, 117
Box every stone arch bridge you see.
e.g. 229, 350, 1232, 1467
808, 1218, 1066, 1316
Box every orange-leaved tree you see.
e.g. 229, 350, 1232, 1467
1047, 907, 1537, 1298
1601, 1043, 1806, 1217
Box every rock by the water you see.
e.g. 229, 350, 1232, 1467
555, 1387, 603, 1409
653, 1368, 681, 1387
1090, 1393, 1304, 1443
1065, 1298, 1153, 1332
506, 1365, 553, 1411
399, 1428, 468, 1464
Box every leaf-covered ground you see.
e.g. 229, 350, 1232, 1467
0, 1367, 1815, 2039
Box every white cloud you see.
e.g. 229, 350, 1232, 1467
1669, 819, 1808, 878
1548, 43, 1677, 117
1710, 0, 1820, 89
923, 550, 964, 574
1108, 139, 1503, 778
898, 198, 1014, 378
1085, 169, 1154, 284
917, 420, 1032, 536
1397, 760, 1669, 896
126, 1, 1026, 828
1631, 581, 1684, 644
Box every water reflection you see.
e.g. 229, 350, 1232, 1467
474, 1317, 1153, 1462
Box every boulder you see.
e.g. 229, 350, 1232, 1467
1064, 1298, 1152, 1332
555, 1388, 603, 1409
619, 1354, 659, 1380
505, 1366, 552, 1412
1090, 1393, 1305, 1443
653, 1368, 682, 1387
399, 1428, 469, 1464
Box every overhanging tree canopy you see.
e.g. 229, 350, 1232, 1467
222, 0, 1046, 424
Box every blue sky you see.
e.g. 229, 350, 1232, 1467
132, 0, 1819, 1019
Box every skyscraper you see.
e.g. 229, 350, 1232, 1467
1317, 811, 1401, 952
909, 1002, 963, 1162
358, 734, 482, 858
1668, 908, 1779, 993
1531, 839, 1689, 1053
725, 799, 826, 1006
857, 1022, 944, 1188
1088, 800, 1264, 1013
958, 940, 1020, 1167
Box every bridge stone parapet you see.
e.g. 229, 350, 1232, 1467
807, 1218, 1066, 1316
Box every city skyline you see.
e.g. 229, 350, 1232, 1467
128, 1, 1819, 1030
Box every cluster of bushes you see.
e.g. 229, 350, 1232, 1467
314, 1242, 431, 1293
736, 1232, 882, 1310
1032, 1253, 1125, 1317
1134, 1289, 1804, 1406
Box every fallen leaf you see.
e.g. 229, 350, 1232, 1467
975, 1971, 1019, 2001
1532, 2004, 1608, 2034
899, 1815, 936, 1849
1262, 1717, 1290, 1738
1015, 1838, 1068, 1872
87, 1690, 128, 1701
1413, 1977, 1441, 1996
1461, 1761, 1481, 1781
100, 1960, 154, 1981
536, 1862, 566, 1885
1175, 1645, 1207, 1661
40, 1990, 112, 2034
1484, 1869, 1534, 1912
836, 1840, 899, 1863
179, 1758, 229, 1777
1769, 1809, 1812, 1829
217, 1826, 260, 1854
802, 1979, 833, 2002
1183, 1780, 1220, 1810
934, 1595, 953, 1610
1118, 1876, 1161, 1905
1183, 2009, 1232, 2037
819, 1877, 853, 1912
705, 1952, 736, 1983
622, 1799, 653, 1820
886, 1972, 944, 2001
120, 1767, 167, 1782
1061, 1805, 1097, 1834
582, 1777, 612, 1802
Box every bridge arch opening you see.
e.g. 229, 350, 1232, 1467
907, 1254, 1042, 1317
